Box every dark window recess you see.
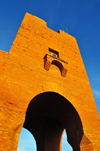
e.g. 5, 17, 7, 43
48, 48, 59, 58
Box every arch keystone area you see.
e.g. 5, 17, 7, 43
0, 12, 100, 150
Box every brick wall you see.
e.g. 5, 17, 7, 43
0, 13, 100, 150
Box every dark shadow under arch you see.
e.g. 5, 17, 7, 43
23, 92, 83, 151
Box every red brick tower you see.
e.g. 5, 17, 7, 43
0, 13, 100, 151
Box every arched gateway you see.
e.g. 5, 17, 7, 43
0, 13, 100, 150
24, 92, 83, 151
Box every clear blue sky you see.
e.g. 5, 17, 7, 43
0, 0, 100, 151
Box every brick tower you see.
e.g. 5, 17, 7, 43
0, 13, 100, 151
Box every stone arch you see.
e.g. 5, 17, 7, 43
23, 92, 84, 151
51, 60, 64, 75
44, 55, 67, 77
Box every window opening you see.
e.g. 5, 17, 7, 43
48, 48, 59, 58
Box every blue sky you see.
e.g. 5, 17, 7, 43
0, 0, 100, 150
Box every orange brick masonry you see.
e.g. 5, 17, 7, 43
0, 13, 100, 151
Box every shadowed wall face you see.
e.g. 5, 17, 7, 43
23, 92, 83, 151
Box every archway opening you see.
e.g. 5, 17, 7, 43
62, 130, 73, 151
18, 127, 73, 151
22, 92, 83, 151
17, 127, 36, 151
